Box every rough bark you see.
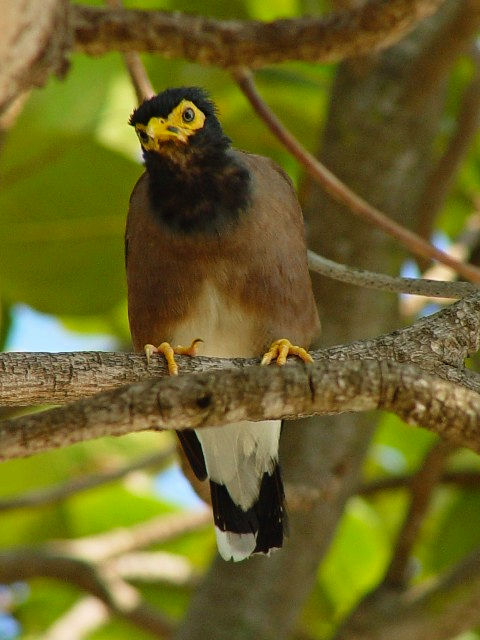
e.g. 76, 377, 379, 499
73, 0, 446, 65
1, 288, 479, 406
2, 358, 480, 461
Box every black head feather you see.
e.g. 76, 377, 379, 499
129, 87, 251, 236
129, 87, 230, 159
129, 87, 216, 126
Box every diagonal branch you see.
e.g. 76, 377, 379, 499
338, 546, 480, 640
44, 596, 110, 640
72, 0, 446, 67
57, 510, 211, 561
0, 449, 174, 512
233, 68, 480, 283
0, 548, 174, 639
105, 0, 154, 103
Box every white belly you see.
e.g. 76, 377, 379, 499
172, 282, 281, 511
171, 282, 256, 358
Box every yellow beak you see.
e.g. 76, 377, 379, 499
146, 117, 188, 146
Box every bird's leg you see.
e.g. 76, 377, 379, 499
144, 338, 203, 375
261, 338, 313, 366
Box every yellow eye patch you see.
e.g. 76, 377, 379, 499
135, 100, 206, 150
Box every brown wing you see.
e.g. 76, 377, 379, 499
230, 151, 321, 349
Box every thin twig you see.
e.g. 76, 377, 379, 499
105, 0, 154, 103
359, 470, 480, 495
108, 551, 199, 586
307, 251, 477, 298
58, 510, 211, 561
401, 213, 480, 316
0, 449, 174, 512
43, 596, 110, 640
232, 68, 480, 284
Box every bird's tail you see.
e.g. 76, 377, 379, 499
209, 464, 287, 562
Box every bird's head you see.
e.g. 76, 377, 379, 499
129, 87, 230, 164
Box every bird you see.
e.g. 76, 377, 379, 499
126, 87, 320, 562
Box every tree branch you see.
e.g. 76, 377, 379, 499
44, 596, 110, 640
0, 449, 174, 512
359, 469, 480, 495
109, 551, 199, 587
0, 548, 174, 639
338, 547, 480, 640
72, 0, 446, 67
105, 0, 154, 103
57, 510, 211, 561
307, 250, 478, 298
2, 289, 479, 407
233, 67, 480, 283
1, 358, 479, 462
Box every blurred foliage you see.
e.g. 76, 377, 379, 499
1, 0, 480, 638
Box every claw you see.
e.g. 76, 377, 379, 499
144, 338, 203, 375
159, 341, 178, 376
261, 338, 313, 366
144, 343, 158, 366
173, 338, 203, 357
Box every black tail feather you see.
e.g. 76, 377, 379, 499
176, 430, 207, 480
210, 465, 286, 556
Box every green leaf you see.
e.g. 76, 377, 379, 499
319, 497, 391, 618
0, 136, 136, 315
421, 489, 480, 575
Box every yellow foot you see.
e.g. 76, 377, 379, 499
144, 338, 203, 375
261, 338, 313, 366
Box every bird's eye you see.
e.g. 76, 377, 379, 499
136, 129, 149, 144
182, 108, 195, 123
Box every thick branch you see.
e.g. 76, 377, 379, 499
2, 290, 479, 406
1, 359, 479, 461
73, 0, 446, 67
0, 549, 174, 638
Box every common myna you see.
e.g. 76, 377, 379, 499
126, 87, 320, 561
